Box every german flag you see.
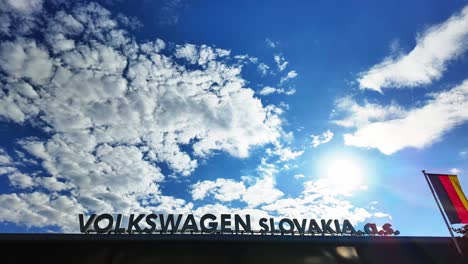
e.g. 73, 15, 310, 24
427, 173, 468, 224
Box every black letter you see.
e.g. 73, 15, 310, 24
127, 214, 145, 233
364, 223, 378, 235
259, 218, 269, 233
279, 219, 294, 233
181, 214, 199, 233
269, 218, 279, 234
114, 214, 126, 234
220, 214, 232, 232
342, 220, 356, 235
293, 219, 307, 234
235, 215, 251, 232
308, 219, 322, 234
79, 214, 96, 233
94, 214, 113, 234
334, 219, 342, 234
143, 214, 158, 234
321, 219, 335, 234
159, 214, 183, 233
200, 214, 217, 233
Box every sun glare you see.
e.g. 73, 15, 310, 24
322, 156, 367, 194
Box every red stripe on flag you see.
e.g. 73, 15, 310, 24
439, 176, 468, 224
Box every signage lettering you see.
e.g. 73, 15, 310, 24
78, 213, 399, 236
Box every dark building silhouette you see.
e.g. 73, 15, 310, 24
1, 234, 467, 263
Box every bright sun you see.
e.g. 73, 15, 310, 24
323, 157, 367, 193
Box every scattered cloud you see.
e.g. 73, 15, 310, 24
234, 54, 258, 64
333, 97, 407, 128
262, 177, 374, 223
374, 212, 392, 219
335, 79, 468, 154
258, 86, 296, 96
0, 1, 382, 233
189, 159, 379, 224
266, 145, 304, 162
274, 54, 288, 72
265, 38, 278, 48
450, 168, 462, 174
191, 159, 284, 208
257, 63, 270, 75
175, 44, 231, 65
358, 6, 468, 92
0, 148, 13, 165
389, 38, 400, 54
280, 70, 298, 83
191, 178, 246, 202
294, 173, 305, 179
0, 0, 44, 14
0, 2, 284, 231
311, 130, 334, 147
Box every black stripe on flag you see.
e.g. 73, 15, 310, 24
427, 174, 461, 224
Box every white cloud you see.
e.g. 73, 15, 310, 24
258, 86, 277, 95
233, 54, 258, 64
0, 39, 53, 86
333, 97, 407, 128
336, 79, 468, 154
0, 166, 16, 175
0, 0, 44, 14
265, 38, 278, 48
450, 168, 462, 174
190, 159, 284, 208
294, 173, 305, 179
257, 63, 269, 75
0, 148, 13, 165
311, 130, 334, 147
191, 204, 271, 230
274, 54, 288, 72
284, 89, 296, 96
358, 6, 468, 92
191, 172, 380, 228
191, 178, 246, 202
8, 172, 36, 189
242, 159, 286, 208
0, 192, 86, 231
258, 86, 296, 96
374, 212, 392, 219
174, 43, 198, 64
0, 1, 380, 233
262, 178, 374, 223
242, 173, 284, 208
0, 2, 284, 231
280, 70, 298, 83
276, 147, 304, 161
266, 145, 304, 162
174, 44, 232, 66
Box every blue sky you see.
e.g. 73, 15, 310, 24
0, 0, 468, 236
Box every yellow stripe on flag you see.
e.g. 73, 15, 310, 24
449, 175, 468, 211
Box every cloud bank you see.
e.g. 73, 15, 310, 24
336, 79, 468, 154
358, 6, 468, 92
0, 1, 380, 231
0, 1, 284, 230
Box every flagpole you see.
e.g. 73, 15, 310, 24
422, 170, 463, 256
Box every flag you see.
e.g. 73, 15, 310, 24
427, 173, 468, 224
